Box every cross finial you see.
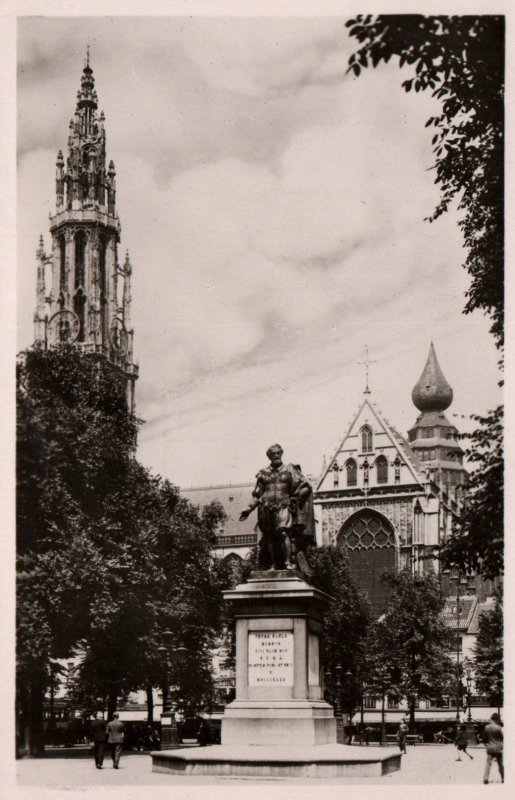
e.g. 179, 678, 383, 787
358, 345, 377, 394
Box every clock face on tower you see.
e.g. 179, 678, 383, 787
47, 310, 80, 345
109, 318, 128, 354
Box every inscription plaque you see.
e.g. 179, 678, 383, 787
248, 631, 294, 686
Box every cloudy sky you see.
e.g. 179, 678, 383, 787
17, 12, 502, 488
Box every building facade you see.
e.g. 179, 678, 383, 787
313, 343, 468, 615
33, 54, 138, 410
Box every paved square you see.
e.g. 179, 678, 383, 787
13, 743, 506, 787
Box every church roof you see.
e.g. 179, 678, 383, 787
181, 483, 256, 537
441, 595, 477, 631
316, 395, 426, 492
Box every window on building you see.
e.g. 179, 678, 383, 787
393, 457, 401, 484
75, 231, 86, 288
387, 696, 399, 709
361, 425, 373, 453
59, 234, 66, 291
99, 235, 108, 345
376, 455, 388, 484
73, 288, 86, 342
424, 428, 434, 438
346, 459, 357, 487
363, 695, 377, 709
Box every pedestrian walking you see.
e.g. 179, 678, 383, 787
397, 718, 408, 754
90, 712, 107, 769
482, 712, 503, 784
455, 724, 473, 761
106, 713, 125, 769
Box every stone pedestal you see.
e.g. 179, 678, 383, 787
221, 570, 336, 746
151, 570, 402, 778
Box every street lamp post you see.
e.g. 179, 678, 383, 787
157, 629, 187, 749
449, 573, 462, 724
466, 672, 472, 723
378, 666, 387, 746
463, 668, 478, 745
324, 665, 352, 744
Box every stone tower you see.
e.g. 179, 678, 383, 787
33, 52, 138, 411
408, 343, 467, 491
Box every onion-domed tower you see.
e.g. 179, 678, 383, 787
408, 343, 467, 489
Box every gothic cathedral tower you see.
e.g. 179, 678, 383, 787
33, 53, 138, 411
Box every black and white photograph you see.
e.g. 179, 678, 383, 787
4, 1, 507, 796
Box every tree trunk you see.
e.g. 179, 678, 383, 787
28, 674, 46, 757
107, 687, 118, 721
146, 684, 154, 723
409, 696, 416, 733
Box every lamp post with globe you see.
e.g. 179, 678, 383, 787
157, 629, 187, 748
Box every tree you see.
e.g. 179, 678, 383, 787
440, 406, 503, 578
472, 591, 503, 710
372, 569, 455, 732
309, 546, 372, 718
17, 344, 140, 754
16, 344, 228, 753
346, 14, 504, 347
362, 618, 402, 743
346, 15, 504, 578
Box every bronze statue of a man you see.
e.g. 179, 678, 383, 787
240, 444, 315, 571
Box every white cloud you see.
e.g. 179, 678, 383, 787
17, 16, 501, 486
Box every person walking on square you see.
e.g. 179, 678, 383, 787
397, 719, 408, 754
455, 724, 473, 761
482, 712, 504, 784
90, 711, 107, 769
106, 713, 125, 769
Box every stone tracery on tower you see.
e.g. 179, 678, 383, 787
33, 54, 138, 411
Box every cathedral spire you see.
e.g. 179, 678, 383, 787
34, 55, 138, 411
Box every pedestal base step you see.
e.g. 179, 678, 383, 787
151, 744, 402, 778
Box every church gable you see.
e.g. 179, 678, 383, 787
316, 398, 424, 495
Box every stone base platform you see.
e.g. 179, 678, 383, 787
151, 744, 401, 778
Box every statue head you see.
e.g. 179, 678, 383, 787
266, 443, 283, 461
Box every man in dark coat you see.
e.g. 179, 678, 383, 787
106, 713, 125, 769
90, 712, 107, 769
483, 712, 503, 784
396, 719, 408, 754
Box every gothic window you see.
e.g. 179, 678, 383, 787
346, 459, 357, 487
338, 510, 396, 615
99, 236, 108, 345
376, 455, 388, 484
361, 425, 373, 453
75, 231, 86, 289
59, 235, 66, 291
222, 553, 243, 586
74, 288, 86, 342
